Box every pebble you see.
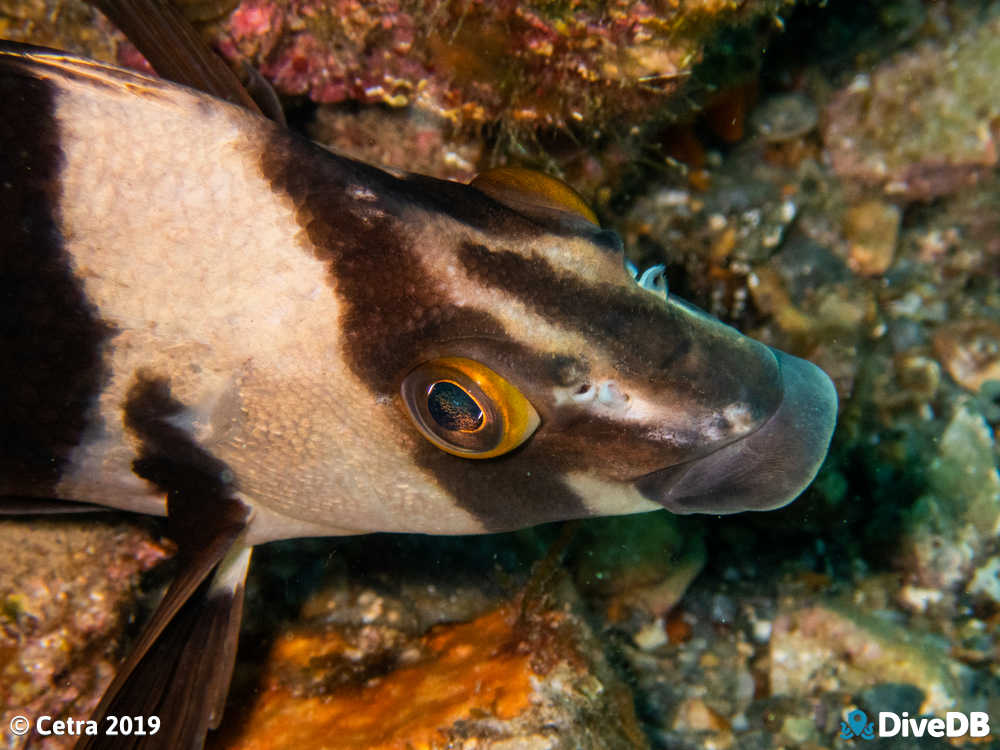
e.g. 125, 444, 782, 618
932, 318, 1000, 393
843, 200, 901, 276
750, 93, 819, 142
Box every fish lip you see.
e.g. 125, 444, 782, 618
634, 349, 838, 514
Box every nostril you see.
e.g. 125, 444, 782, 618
597, 381, 630, 409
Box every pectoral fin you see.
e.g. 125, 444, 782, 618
75, 499, 250, 750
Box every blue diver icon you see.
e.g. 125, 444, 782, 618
840, 709, 876, 740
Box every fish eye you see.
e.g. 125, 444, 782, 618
401, 357, 540, 459
426, 381, 484, 432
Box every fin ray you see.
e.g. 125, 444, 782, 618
87, 0, 262, 114
0, 497, 111, 514
73, 494, 249, 750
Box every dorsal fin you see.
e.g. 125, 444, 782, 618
470, 166, 600, 226
86, 0, 284, 121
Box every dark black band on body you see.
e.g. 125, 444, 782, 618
258, 131, 591, 530
0, 54, 112, 494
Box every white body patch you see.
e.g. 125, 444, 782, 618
564, 472, 661, 517
47, 71, 483, 536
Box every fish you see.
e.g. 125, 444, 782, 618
0, 29, 837, 750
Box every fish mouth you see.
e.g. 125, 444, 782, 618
635, 349, 838, 514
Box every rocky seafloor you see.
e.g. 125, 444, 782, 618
1, 0, 999, 748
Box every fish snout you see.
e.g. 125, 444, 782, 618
636, 349, 838, 514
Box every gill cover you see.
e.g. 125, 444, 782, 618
401, 357, 540, 458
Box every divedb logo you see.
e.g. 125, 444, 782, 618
840, 709, 992, 740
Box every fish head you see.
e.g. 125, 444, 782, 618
369, 169, 838, 530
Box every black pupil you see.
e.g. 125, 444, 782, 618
427, 381, 484, 432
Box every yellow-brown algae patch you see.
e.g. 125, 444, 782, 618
217, 606, 536, 750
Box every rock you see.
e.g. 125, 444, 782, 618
218, 0, 797, 130
779, 715, 815, 745
769, 601, 971, 715
856, 682, 925, 716
571, 514, 705, 625
894, 354, 941, 402
824, 16, 1000, 200
843, 200, 901, 276
0, 517, 168, 750
750, 92, 819, 143
966, 557, 1000, 604
211, 591, 649, 750
616, 581, 762, 750
672, 696, 732, 739
1, 0, 802, 134
769, 233, 849, 299
898, 399, 1000, 591
932, 319, 1000, 395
